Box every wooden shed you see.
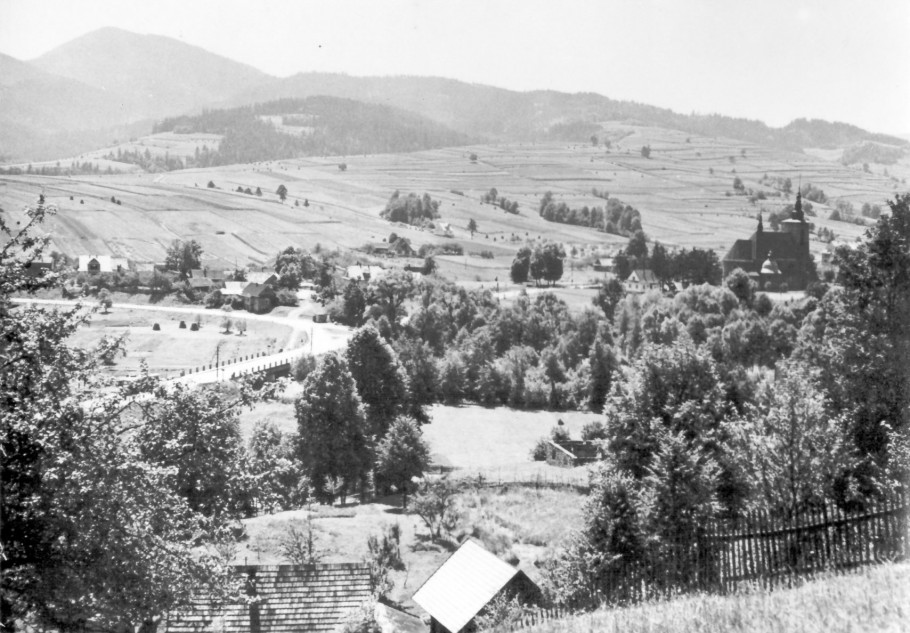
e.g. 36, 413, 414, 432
413, 539, 542, 633
544, 440, 601, 468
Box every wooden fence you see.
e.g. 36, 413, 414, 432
584, 492, 909, 608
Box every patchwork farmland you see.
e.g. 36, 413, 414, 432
4, 122, 904, 283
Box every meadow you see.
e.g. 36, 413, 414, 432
524, 562, 910, 633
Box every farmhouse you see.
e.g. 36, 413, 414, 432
163, 563, 372, 633
242, 283, 276, 313
544, 439, 601, 468
77, 254, 128, 274
413, 539, 543, 633
626, 268, 659, 292
346, 265, 386, 282
722, 192, 813, 290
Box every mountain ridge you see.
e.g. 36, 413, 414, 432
3, 27, 905, 163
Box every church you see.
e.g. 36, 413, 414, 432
722, 191, 814, 290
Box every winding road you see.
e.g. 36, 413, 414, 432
11, 297, 353, 386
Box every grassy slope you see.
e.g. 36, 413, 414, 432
526, 563, 910, 633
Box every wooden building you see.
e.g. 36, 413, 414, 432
163, 563, 372, 633
544, 439, 601, 468
413, 539, 542, 633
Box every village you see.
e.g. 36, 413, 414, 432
2, 6, 910, 633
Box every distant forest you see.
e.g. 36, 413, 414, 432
151, 97, 472, 166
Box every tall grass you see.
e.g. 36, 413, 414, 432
522, 563, 910, 633
456, 485, 585, 556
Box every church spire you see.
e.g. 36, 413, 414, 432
793, 189, 805, 222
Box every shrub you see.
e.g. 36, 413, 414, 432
276, 289, 298, 306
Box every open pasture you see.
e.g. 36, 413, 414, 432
2, 123, 900, 280
67, 306, 292, 376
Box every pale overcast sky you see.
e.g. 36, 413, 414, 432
1, 0, 908, 135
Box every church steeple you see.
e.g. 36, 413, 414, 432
793, 189, 805, 222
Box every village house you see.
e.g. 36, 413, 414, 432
722, 191, 814, 290
626, 268, 659, 292
413, 539, 543, 633
78, 254, 128, 274
242, 283, 276, 313
163, 563, 372, 633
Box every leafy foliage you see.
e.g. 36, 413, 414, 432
1, 197, 238, 631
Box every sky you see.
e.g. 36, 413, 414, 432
1, 0, 908, 135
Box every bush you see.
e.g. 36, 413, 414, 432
530, 437, 549, 461
276, 289, 298, 306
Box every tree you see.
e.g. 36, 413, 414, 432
510, 247, 532, 284
725, 267, 755, 305
641, 145, 651, 158
730, 363, 855, 516
1, 197, 236, 632
276, 184, 288, 202
467, 218, 478, 236
410, 476, 459, 540
594, 278, 624, 321
345, 326, 410, 439
134, 383, 252, 518
97, 288, 112, 313
207, 180, 215, 188
338, 163, 348, 171
650, 242, 670, 285
799, 193, 910, 475
625, 230, 649, 262
255, 187, 262, 196
295, 353, 371, 503
375, 417, 431, 507
530, 243, 565, 286
165, 239, 203, 279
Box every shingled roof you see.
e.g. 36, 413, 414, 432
163, 564, 372, 633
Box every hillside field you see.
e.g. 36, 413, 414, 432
4, 122, 906, 284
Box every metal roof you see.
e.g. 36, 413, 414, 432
412, 539, 520, 633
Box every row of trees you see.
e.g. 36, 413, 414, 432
538, 191, 643, 237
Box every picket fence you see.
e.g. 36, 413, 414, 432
490, 493, 908, 632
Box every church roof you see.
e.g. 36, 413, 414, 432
754, 231, 802, 261
724, 239, 753, 262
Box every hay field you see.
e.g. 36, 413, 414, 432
3, 123, 902, 280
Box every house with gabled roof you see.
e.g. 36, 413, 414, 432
413, 539, 542, 633
242, 283, 276, 313
626, 268, 659, 292
162, 563, 372, 633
